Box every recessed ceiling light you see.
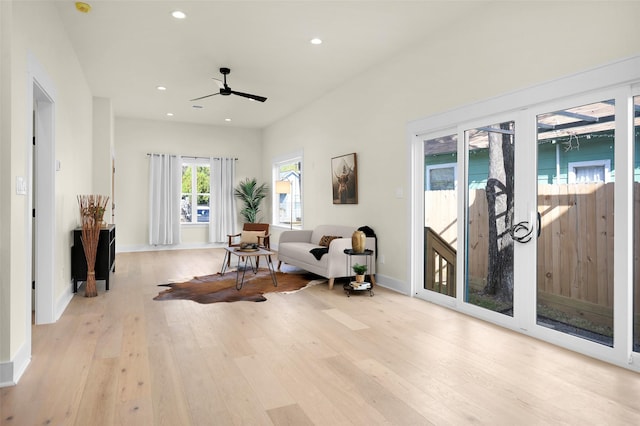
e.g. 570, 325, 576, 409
224, 118, 232, 122
166, 113, 174, 117
171, 10, 186, 19
156, 86, 167, 91
310, 38, 322, 45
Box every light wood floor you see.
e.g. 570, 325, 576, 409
2, 249, 640, 425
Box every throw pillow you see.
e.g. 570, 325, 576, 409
318, 235, 340, 247
240, 230, 265, 244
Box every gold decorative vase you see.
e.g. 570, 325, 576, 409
351, 230, 366, 253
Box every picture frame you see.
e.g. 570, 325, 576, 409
331, 153, 358, 204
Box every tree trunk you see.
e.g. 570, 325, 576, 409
484, 122, 514, 301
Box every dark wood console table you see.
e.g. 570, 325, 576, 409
71, 224, 116, 292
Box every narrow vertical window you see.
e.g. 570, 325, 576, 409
273, 156, 302, 228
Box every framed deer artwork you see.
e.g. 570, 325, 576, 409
331, 153, 358, 204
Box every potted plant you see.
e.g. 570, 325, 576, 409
352, 263, 367, 283
234, 178, 269, 223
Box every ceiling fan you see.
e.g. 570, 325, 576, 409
190, 67, 267, 103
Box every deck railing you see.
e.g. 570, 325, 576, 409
424, 227, 456, 297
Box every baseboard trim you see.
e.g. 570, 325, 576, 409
117, 242, 225, 253
55, 282, 74, 321
374, 274, 409, 295
0, 359, 14, 387
0, 342, 31, 388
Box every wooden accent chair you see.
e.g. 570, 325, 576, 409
227, 223, 271, 267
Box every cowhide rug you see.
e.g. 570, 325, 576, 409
153, 268, 323, 304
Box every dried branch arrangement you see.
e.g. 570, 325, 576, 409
77, 194, 109, 297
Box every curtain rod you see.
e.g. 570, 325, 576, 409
146, 153, 238, 160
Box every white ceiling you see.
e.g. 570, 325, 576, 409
54, 1, 481, 128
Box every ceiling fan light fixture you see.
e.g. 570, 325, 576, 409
171, 10, 186, 19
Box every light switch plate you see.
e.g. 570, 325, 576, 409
16, 176, 27, 195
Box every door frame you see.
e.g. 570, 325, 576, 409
27, 53, 56, 329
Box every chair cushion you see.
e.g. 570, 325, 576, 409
240, 230, 265, 244
318, 235, 340, 247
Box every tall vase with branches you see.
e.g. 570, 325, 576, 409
234, 178, 268, 223
77, 194, 109, 297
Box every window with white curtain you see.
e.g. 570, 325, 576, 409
181, 158, 210, 223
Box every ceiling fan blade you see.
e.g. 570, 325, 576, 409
212, 78, 224, 89
230, 90, 267, 102
189, 92, 220, 102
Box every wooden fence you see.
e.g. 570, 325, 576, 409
425, 184, 640, 330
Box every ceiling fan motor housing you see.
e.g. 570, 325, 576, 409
220, 67, 231, 95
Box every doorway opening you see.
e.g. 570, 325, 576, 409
29, 63, 56, 327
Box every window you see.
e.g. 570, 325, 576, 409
181, 159, 210, 223
426, 163, 457, 190
273, 154, 302, 228
568, 159, 611, 183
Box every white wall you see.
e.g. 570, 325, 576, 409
114, 117, 262, 251
93, 97, 114, 221
263, 1, 640, 292
1, 0, 93, 382
0, 0, 13, 370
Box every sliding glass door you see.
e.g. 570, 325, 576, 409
422, 133, 458, 299
465, 121, 515, 316
412, 58, 640, 371
536, 99, 616, 346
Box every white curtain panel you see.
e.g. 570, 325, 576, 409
148, 153, 182, 245
210, 157, 237, 242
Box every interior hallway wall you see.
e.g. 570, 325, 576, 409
1, 0, 94, 384
0, 0, 13, 375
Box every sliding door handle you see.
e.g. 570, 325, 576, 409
537, 212, 541, 238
